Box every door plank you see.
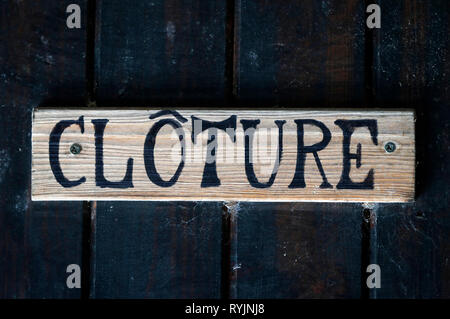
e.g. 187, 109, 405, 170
371, 0, 450, 298
0, 0, 86, 298
232, 0, 367, 297
95, 0, 227, 106
92, 202, 222, 298
229, 202, 363, 298
234, 0, 366, 107
32, 108, 415, 202
91, 0, 227, 297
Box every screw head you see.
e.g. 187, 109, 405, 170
384, 142, 396, 153
70, 143, 82, 155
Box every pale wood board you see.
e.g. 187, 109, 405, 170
32, 108, 415, 202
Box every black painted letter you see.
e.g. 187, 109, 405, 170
289, 119, 332, 189
49, 116, 86, 187
334, 119, 378, 189
144, 119, 185, 187
241, 120, 286, 188
191, 115, 237, 187
92, 119, 134, 188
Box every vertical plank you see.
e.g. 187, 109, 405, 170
229, 203, 362, 298
92, 202, 222, 298
92, 0, 226, 298
232, 0, 366, 298
235, 0, 366, 107
372, 0, 450, 298
0, 0, 86, 298
95, 0, 227, 106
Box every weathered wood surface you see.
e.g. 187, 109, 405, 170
95, 0, 227, 106
2, 0, 448, 299
32, 108, 415, 202
0, 0, 86, 298
91, 202, 222, 298
229, 202, 363, 298
231, 0, 368, 298
234, 0, 366, 107
371, 0, 450, 298
91, 0, 226, 298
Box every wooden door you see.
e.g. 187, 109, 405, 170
1, 0, 449, 299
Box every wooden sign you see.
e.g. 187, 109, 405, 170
32, 108, 415, 202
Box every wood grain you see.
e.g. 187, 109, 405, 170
32, 108, 414, 202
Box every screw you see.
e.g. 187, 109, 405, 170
384, 142, 396, 153
70, 143, 82, 155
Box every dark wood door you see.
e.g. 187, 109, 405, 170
1, 0, 449, 298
